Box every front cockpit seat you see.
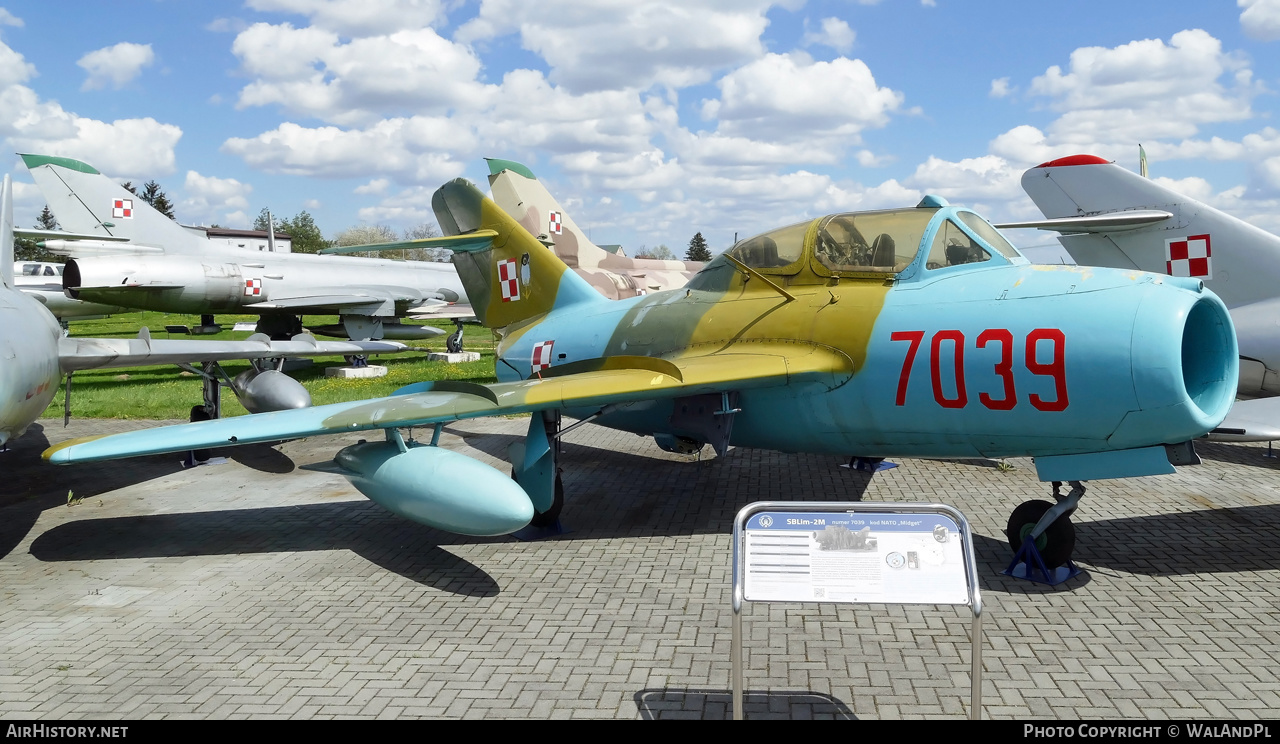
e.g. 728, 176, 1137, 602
870, 233, 896, 268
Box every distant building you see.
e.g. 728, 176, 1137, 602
183, 226, 293, 253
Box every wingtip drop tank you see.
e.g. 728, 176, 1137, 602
333, 439, 535, 536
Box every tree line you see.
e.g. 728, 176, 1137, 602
15, 177, 721, 264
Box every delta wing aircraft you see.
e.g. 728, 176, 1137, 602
45, 179, 1240, 568
21, 154, 460, 341
1000, 154, 1280, 442
0, 176, 407, 446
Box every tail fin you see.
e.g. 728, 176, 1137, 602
432, 178, 602, 329
486, 158, 615, 269
20, 154, 198, 252
1019, 154, 1280, 310
1, 175, 13, 288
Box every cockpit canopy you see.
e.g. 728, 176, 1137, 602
722, 206, 1023, 279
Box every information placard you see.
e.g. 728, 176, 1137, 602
742, 510, 969, 605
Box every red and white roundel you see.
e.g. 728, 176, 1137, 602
531, 340, 555, 373
1166, 234, 1212, 279
112, 198, 134, 219
244, 278, 263, 297
548, 211, 562, 235
497, 258, 522, 302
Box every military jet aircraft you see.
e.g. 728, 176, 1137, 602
1000, 154, 1280, 442
0, 176, 408, 446
21, 154, 459, 341
44, 178, 1239, 568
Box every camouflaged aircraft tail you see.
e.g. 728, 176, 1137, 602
432, 178, 603, 329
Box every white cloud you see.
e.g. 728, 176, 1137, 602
1240, 0, 1280, 41
989, 77, 1012, 98
457, 0, 775, 93
0, 8, 22, 28
245, 0, 445, 36
1028, 30, 1255, 145
354, 178, 389, 195
0, 34, 33, 88
803, 17, 855, 54
77, 42, 155, 91
231, 22, 494, 126
180, 171, 253, 224
897, 29, 1273, 227
206, 17, 250, 34
222, 119, 472, 181
705, 53, 903, 144
0, 40, 181, 179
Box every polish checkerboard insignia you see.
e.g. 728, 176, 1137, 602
531, 340, 555, 374
112, 198, 134, 219
497, 258, 521, 302
1165, 234, 1212, 279
244, 278, 263, 297
548, 211, 562, 235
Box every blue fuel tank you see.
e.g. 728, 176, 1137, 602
334, 440, 535, 535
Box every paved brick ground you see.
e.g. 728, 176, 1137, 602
1, 416, 1278, 719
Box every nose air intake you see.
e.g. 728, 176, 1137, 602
1181, 296, 1236, 423
1116, 287, 1237, 448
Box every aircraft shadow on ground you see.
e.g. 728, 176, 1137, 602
1196, 440, 1280, 469
28, 500, 500, 597
0, 424, 188, 560
970, 503, 1280, 593
633, 688, 855, 720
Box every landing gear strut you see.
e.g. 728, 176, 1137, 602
446, 319, 465, 353
510, 409, 565, 533
1005, 480, 1085, 572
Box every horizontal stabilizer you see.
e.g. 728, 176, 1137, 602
319, 231, 499, 255
1207, 397, 1280, 442
995, 210, 1173, 233
45, 343, 852, 463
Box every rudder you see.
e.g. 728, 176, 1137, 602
432, 178, 602, 329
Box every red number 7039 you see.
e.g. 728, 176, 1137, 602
891, 329, 1068, 412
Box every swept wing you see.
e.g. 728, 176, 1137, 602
44, 342, 852, 463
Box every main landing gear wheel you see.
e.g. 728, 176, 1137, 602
1006, 499, 1076, 568
526, 472, 564, 529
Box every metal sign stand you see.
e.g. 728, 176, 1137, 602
730, 501, 984, 720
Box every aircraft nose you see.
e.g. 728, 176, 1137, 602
1111, 283, 1237, 447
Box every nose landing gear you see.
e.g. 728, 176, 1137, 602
1004, 480, 1085, 584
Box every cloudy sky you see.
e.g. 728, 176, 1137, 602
4, 0, 1280, 255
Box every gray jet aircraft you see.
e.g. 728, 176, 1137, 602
21, 154, 462, 341
0, 175, 408, 446
1000, 153, 1280, 441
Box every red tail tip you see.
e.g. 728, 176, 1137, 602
1034, 154, 1112, 168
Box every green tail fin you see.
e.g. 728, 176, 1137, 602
431, 179, 601, 329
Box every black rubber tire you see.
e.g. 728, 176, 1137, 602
528, 473, 564, 528
1005, 499, 1075, 568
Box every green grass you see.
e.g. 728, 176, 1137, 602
46, 311, 500, 420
